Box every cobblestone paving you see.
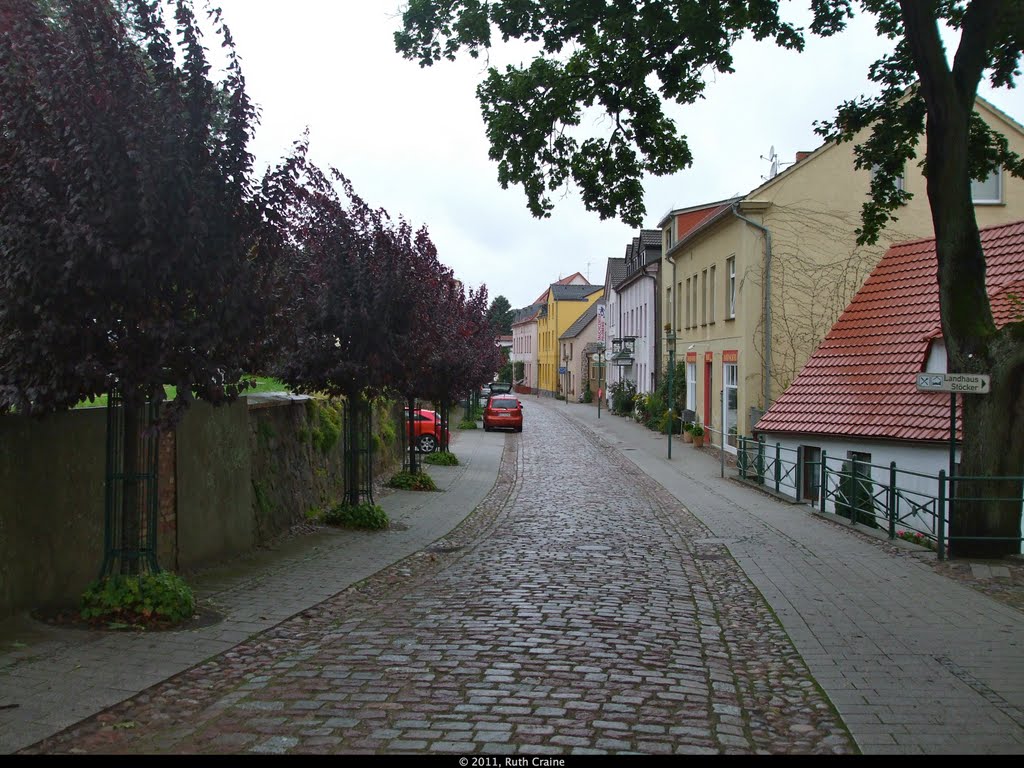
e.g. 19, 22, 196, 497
22, 406, 857, 755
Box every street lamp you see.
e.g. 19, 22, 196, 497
666, 328, 676, 459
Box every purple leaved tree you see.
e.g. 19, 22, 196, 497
0, 0, 301, 574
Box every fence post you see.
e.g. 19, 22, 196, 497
819, 450, 827, 514
738, 437, 746, 479
888, 461, 897, 540
795, 446, 804, 505
850, 455, 859, 526
756, 435, 765, 485
774, 442, 782, 493
938, 470, 947, 562
721, 431, 725, 478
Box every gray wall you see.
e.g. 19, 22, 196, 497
0, 395, 405, 620
175, 401, 255, 572
0, 409, 107, 613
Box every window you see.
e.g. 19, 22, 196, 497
871, 164, 905, 192
665, 222, 675, 251
723, 362, 738, 452
691, 275, 698, 328
701, 269, 708, 326
709, 265, 716, 324
684, 278, 691, 328
726, 257, 736, 319
972, 168, 1002, 204
686, 362, 697, 412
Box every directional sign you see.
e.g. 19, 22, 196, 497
558, 366, 567, 375
915, 372, 990, 394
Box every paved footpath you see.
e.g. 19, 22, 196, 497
551, 398, 1024, 755
2, 397, 1022, 754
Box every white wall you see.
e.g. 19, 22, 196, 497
619, 276, 657, 394
754, 433, 1023, 552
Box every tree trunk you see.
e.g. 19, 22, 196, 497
902, 3, 1024, 556
440, 399, 450, 452
120, 392, 141, 576
345, 394, 361, 507
406, 394, 419, 474
953, 340, 1024, 557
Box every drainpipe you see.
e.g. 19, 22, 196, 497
731, 202, 773, 411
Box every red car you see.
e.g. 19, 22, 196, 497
483, 395, 523, 433
403, 408, 450, 453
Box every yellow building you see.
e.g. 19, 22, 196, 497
536, 283, 604, 396
660, 96, 1024, 454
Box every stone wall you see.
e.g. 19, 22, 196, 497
0, 394, 404, 620
0, 409, 107, 614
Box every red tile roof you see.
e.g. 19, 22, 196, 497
671, 203, 732, 245
755, 220, 1024, 442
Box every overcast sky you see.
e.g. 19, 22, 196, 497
214, 1, 1024, 311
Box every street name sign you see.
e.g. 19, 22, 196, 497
915, 372, 990, 394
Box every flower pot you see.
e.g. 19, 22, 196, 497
692, 433, 705, 448
683, 430, 693, 443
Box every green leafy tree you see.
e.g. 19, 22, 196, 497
397, 1, 1024, 557
487, 295, 514, 335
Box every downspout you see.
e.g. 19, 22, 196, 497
731, 202, 773, 410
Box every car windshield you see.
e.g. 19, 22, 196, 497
491, 398, 518, 409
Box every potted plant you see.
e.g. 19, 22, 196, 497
682, 422, 694, 443
690, 424, 705, 448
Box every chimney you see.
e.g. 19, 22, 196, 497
795, 151, 812, 163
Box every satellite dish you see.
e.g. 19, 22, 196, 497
760, 145, 780, 179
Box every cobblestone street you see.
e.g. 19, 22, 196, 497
21, 403, 856, 755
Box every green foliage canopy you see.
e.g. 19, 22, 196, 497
396, 1, 1022, 235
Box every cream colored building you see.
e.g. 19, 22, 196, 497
661, 97, 1024, 454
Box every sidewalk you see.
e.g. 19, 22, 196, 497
0, 427, 503, 755
548, 398, 1024, 755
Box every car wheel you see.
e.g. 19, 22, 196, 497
515, 426, 522, 433
417, 434, 437, 453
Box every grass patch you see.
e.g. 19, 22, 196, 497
387, 471, 438, 491
75, 376, 291, 409
319, 502, 389, 530
423, 452, 459, 466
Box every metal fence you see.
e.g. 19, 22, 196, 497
737, 436, 1024, 560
